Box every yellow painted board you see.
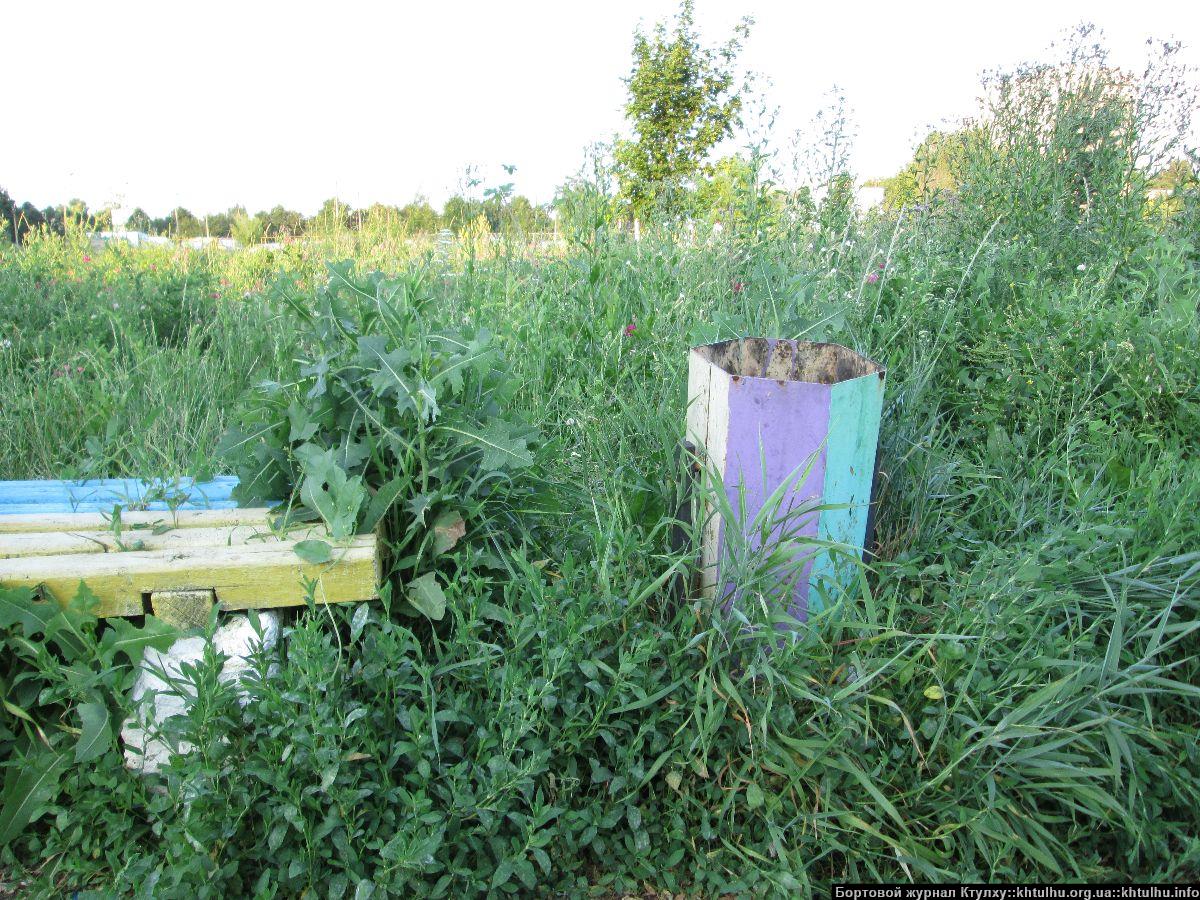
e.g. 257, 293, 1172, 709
0, 508, 276, 534
0, 534, 380, 617
0, 524, 333, 559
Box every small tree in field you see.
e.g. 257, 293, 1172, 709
126, 208, 153, 233
231, 211, 265, 246
615, 1, 751, 223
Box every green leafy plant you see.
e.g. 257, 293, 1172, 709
0, 584, 176, 847
219, 261, 542, 620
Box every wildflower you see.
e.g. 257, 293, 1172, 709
113, 303, 119, 310
1076, 263, 1086, 272
565, 418, 576, 427
865, 273, 880, 285
624, 322, 636, 336
149, 264, 157, 272
0, 339, 11, 350
210, 291, 220, 299
878, 261, 886, 269
220, 278, 230, 286
82, 255, 92, 263
731, 279, 745, 294
76, 365, 84, 374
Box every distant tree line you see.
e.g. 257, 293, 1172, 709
0, 192, 116, 244
0, 188, 555, 246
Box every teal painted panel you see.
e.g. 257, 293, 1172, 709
807, 371, 884, 611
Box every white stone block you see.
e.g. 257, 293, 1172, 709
121, 612, 280, 774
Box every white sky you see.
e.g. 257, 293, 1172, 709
6, 0, 1198, 216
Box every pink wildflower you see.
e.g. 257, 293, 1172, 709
865, 272, 880, 285
731, 279, 745, 294
82, 255, 92, 263
624, 322, 636, 336
210, 291, 220, 299
878, 261, 886, 269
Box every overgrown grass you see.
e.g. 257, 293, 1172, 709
2, 34, 1200, 897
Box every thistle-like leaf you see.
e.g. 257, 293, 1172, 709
442, 420, 535, 471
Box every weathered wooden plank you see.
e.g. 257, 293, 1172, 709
0, 500, 241, 515
685, 347, 731, 599
0, 523, 332, 559
0, 476, 237, 503
0, 535, 379, 617
0, 475, 239, 495
808, 371, 886, 611
0, 476, 243, 514
150, 589, 216, 628
0, 508, 275, 534
686, 339, 885, 621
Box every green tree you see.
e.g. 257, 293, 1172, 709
0, 189, 15, 243
614, 0, 752, 222
397, 198, 439, 234
312, 198, 352, 233
204, 211, 232, 238
126, 208, 153, 233
27, 205, 53, 237
692, 154, 764, 223
65, 198, 89, 221
875, 129, 971, 210
149, 213, 173, 235
442, 195, 485, 233
231, 210, 265, 246
503, 196, 552, 235
260, 206, 305, 239
165, 207, 205, 238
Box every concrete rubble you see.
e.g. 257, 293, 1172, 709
120, 612, 281, 774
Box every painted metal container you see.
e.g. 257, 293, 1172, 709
685, 338, 885, 621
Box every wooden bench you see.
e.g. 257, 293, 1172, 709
0, 478, 379, 625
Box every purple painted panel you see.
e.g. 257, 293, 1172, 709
718, 376, 830, 622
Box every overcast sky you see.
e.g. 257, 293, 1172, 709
6, 0, 1198, 216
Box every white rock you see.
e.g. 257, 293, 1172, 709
212, 611, 282, 699
121, 612, 280, 774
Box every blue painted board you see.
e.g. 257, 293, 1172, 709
0, 476, 243, 514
